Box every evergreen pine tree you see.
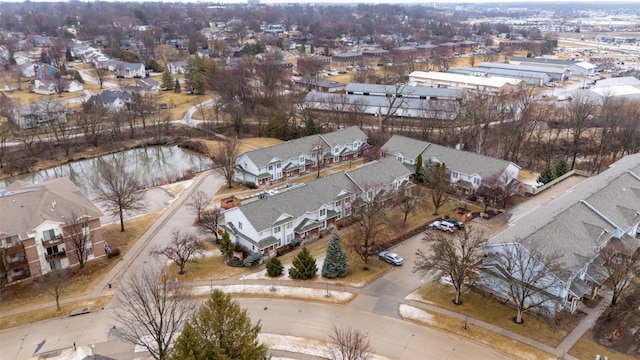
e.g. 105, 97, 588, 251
161, 71, 174, 91
554, 159, 568, 178
305, 117, 318, 136
537, 165, 555, 184
415, 153, 423, 183
322, 232, 349, 279
174, 79, 181, 93
288, 247, 318, 280
220, 231, 235, 258
170, 290, 267, 360
266, 257, 284, 277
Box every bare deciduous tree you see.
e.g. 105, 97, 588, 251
396, 186, 422, 226
477, 172, 522, 210
483, 241, 564, 323
92, 158, 147, 232
198, 207, 223, 243
187, 190, 211, 222
38, 269, 70, 311
426, 162, 451, 215
326, 325, 371, 360
152, 229, 204, 274
63, 211, 92, 269
414, 226, 488, 305
348, 194, 388, 270
211, 137, 240, 188
112, 266, 192, 360
599, 241, 640, 307
94, 67, 109, 89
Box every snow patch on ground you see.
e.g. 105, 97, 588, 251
192, 284, 354, 302
260, 333, 392, 360
399, 304, 436, 326
25, 346, 92, 360
404, 289, 436, 304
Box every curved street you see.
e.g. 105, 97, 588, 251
0, 151, 606, 360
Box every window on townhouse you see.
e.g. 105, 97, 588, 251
274, 226, 281, 233
269, 165, 273, 171
238, 222, 243, 230
49, 259, 61, 270
345, 207, 351, 216
43, 229, 56, 241
452, 172, 459, 179
320, 208, 326, 217
287, 234, 293, 242
276, 163, 281, 168
474, 178, 480, 185
299, 156, 305, 163
286, 222, 292, 229
46, 246, 60, 255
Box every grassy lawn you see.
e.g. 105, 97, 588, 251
156, 92, 208, 120
568, 330, 637, 360
166, 242, 248, 281
0, 297, 111, 330
239, 137, 284, 150
4, 89, 82, 105
102, 211, 163, 254
416, 282, 583, 348
403, 308, 556, 360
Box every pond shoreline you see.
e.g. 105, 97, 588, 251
0, 137, 212, 182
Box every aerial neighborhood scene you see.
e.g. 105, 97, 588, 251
2, 0, 640, 359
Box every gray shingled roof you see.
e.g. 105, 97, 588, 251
489, 154, 640, 277
230, 157, 409, 232
320, 126, 367, 148
242, 127, 367, 169
1, 177, 104, 240
345, 157, 412, 190
422, 143, 516, 178
235, 172, 356, 232
381, 134, 430, 161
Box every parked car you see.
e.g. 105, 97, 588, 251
443, 218, 464, 229
430, 221, 455, 233
378, 251, 404, 266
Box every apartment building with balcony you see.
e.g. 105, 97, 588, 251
0, 177, 106, 284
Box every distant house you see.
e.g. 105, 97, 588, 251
234, 126, 368, 187
33, 79, 83, 95
0, 177, 106, 284
124, 78, 160, 95
264, 24, 285, 35
222, 157, 412, 256
11, 101, 67, 129
95, 90, 131, 111
479, 154, 640, 315
167, 61, 187, 75
381, 134, 520, 194
115, 62, 146, 78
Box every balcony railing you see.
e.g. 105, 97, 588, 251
6, 257, 28, 270
42, 235, 64, 247
45, 250, 66, 260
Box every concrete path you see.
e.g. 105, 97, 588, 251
0, 174, 614, 360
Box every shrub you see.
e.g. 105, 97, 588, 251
290, 238, 303, 247
266, 257, 284, 277
288, 247, 317, 280
243, 252, 262, 267
107, 247, 121, 258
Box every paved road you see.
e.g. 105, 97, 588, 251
0, 172, 607, 360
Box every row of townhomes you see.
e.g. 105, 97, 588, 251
222, 156, 413, 256
234, 126, 368, 187
381, 134, 521, 194
0, 178, 106, 284
479, 153, 640, 315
